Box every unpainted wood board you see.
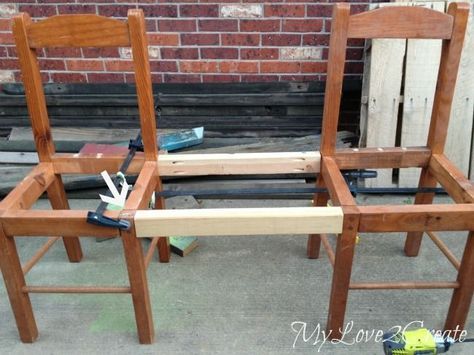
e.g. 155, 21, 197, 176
134, 206, 344, 237
363, 2, 406, 188
399, 2, 445, 187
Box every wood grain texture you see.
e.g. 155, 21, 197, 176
120, 218, 154, 344
128, 9, 158, 161
335, 147, 431, 169
361, 2, 406, 188
399, 2, 444, 187
348, 5, 454, 39
46, 174, 83, 262
321, 156, 356, 206
326, 206, 360, 339
12, 13, 55, 162
446, 1, 474, 181
27, 14, 130, 48
359, 203, 474, 232
0, 225, 38, 343
0, 163, 54, 210
134, 207, 344, 237
320, 3, 350, 155
307, 175, 329, 259
427, 2, 470, 153
429, 153, 474, 203
444, 231, 474, 338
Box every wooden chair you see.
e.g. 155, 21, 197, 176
0, 10, 169, 344
307, 3, 473, 339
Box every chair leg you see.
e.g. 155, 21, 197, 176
404, 168, 437, 257
121, 221, 154, 344
326, 210, 359, 339
0, 225, 38, 343
46, 175, 83, 262
307, 175, 329, 259
155, 181, 170, 263
444, 231, 474, 339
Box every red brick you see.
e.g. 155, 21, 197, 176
181, 33, 219, 46
302, 34, 330, 46
125, 72, 163, 84
161, 47, 199, 60
57, 5, 96, 14
344, 62, 364, 74
262, 34, 301, 46
146, 19, 157, 32
15, 71, 50, 83
0, 33, 14, 45
19, 5, 57, 17
351, 4, 368, 15
98, 5, 136, 17
0, 46, 7, 57
241, 48, 279, 60
142, 5, 178, 18
0, 58, 18, 70
264, 5, 305, 17
148, 33, 179, 46
348, 38, 365, 47
39, 59, 65, 71
45, 48, 82, 58
240, 19, 280, 32
307, 5, 333, 17
282, 19, 323, 32
180, 4, 218, 17
67, 60, 104, 71
158, 19, 196, 32
219, 61, 258, 74
346, 48, 363, 61
163, 74, 201, 83
150, 61, 178, 72
261, 62, 300, 73
88, 73, 125, 83
105, 60, 134, 72
198, 19, 238, 32
180, 61, 218, 73
203, 75, 240, 83
201, 47, 238, 59
51, 72, 87, 83
241, 75, 279, 82
221, 34, 259, 46
0, 19, 11, 31
6, 46, 17, 57
301, 62, 327, 73
82, 48, 120, 58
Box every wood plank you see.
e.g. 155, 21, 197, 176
52, 151, 321, 176
348, 4, 453, 39
358, 203, 474, 232
335, 147, 431, 169
134, 207, 344, 237
320, 3, 350, 155
362, 2, 406, 188
429, 153, 474, 203
399, 2, 445, 187
445, 1, 474, 181
27, 14, 130, 48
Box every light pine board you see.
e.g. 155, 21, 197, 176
399, 2, 445, 187
362, 2, 406, 188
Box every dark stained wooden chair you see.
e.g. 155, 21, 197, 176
307, 2, 473, 339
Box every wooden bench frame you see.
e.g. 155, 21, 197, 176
0, 3, 472, 344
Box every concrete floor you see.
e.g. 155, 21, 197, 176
0, 195, 473, 354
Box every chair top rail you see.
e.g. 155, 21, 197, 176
25, 14, 130, 48
348, 5, 454, 39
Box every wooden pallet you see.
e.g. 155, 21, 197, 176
361, 0, 474, 187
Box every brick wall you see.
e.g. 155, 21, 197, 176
0, 1, 383, 84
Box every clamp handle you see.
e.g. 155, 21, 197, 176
87, 211, 130, 230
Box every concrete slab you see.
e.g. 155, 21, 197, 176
0, 196, 473, 354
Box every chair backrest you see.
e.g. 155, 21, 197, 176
12, 10, 158, 162
321, 2, 470, 156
